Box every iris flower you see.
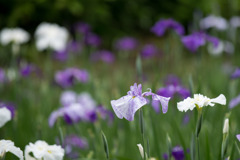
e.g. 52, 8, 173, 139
25, 140, 64, 160
177, 94, 226, 112
111, 83, 170, 121
0, 139, 23, 160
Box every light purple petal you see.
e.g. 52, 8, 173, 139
231, 68, 240, 79
229, 94, 240, 109
48, 108, 64, 127
152, 94, 171, 113
237, 134, 240, 142
111, 95, 147, 121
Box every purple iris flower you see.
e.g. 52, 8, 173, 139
0, 69, 6, 83
141, 44, 158, 58
0, 102, 15, 118
181, 32, 219, 53
114, 37, 138, 51
231, 68, 240, 79
172, 146, 185, 160
91, 50, 115, 64
84, 32, 101, 47
67, 40, 82, 53
157, 75, 190, 99
111, 83, 170, 121
151, 18, 185, 37
229, 94, 240, 109
55, 68, 89, 88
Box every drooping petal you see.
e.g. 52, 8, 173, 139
210, 94, 226, 106
0, 140, 23, 160
48, 108, 65, 127
111, 95, 147, 121
152, 94, 171, 113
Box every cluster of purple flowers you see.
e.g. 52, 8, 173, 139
55, 68, 89, 88
114, 37, 138, 52
49, 91, 113, 127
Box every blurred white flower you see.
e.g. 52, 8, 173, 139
35, 22, 69, 51
223, 118, 229, 134
25, 140, 64, 160
177, 94, 226, 112
208, 41, 234, 56
230, 16, 240, 28
0, 139, 23, 160
0, 107, 11, 128
200, 15, 228, 30
208, 41, 224, 56
0, 28, 29, 45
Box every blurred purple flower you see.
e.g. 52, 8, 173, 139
96, 105, 114, 124
0, 102, 15, 118
229, 94, 240, 109
49, 92, 113, 126
114, 37, 137, 51
163, 145, 185, 160
172, 146, 185, 160
20, 64, 40, 77
0, 69, 6, 83
141, 44, 158, 58
54, 49, 68, 61
157, 75, 190, 99
111, 83, 170, 121
67, 40, 82, 53
181, 32, 219, 53
75, 22, 91, 34
151, 18, 185, 37
84, 32, 101, 47
182, 113, 190, 125
58, 134, 88, 159
231, 68, 240, 79
55, 68, 89, 88
152, 75, 190, 113
91, 50, 115, 64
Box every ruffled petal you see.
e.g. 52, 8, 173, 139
111, 95, 147, 121
177, 97, 195, 112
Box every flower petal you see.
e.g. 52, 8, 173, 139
210, 94, 226, 106
237, 134, 240, 142
0, 107, 11, 128
152, 94, 170, 113
111, 95, 147, 121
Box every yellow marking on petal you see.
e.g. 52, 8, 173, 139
132, 96, 136, 99
47, 150, 52, 154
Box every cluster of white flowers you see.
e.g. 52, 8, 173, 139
0, 139, 64, 160
177, 94, 226, 112
0, 22, 69, 53
0, 28, 29, 45
35, 22, 69, 51
200, 15, 240, 30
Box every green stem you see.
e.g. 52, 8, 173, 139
139, 109, 146, 160
197, 137, 200, 160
